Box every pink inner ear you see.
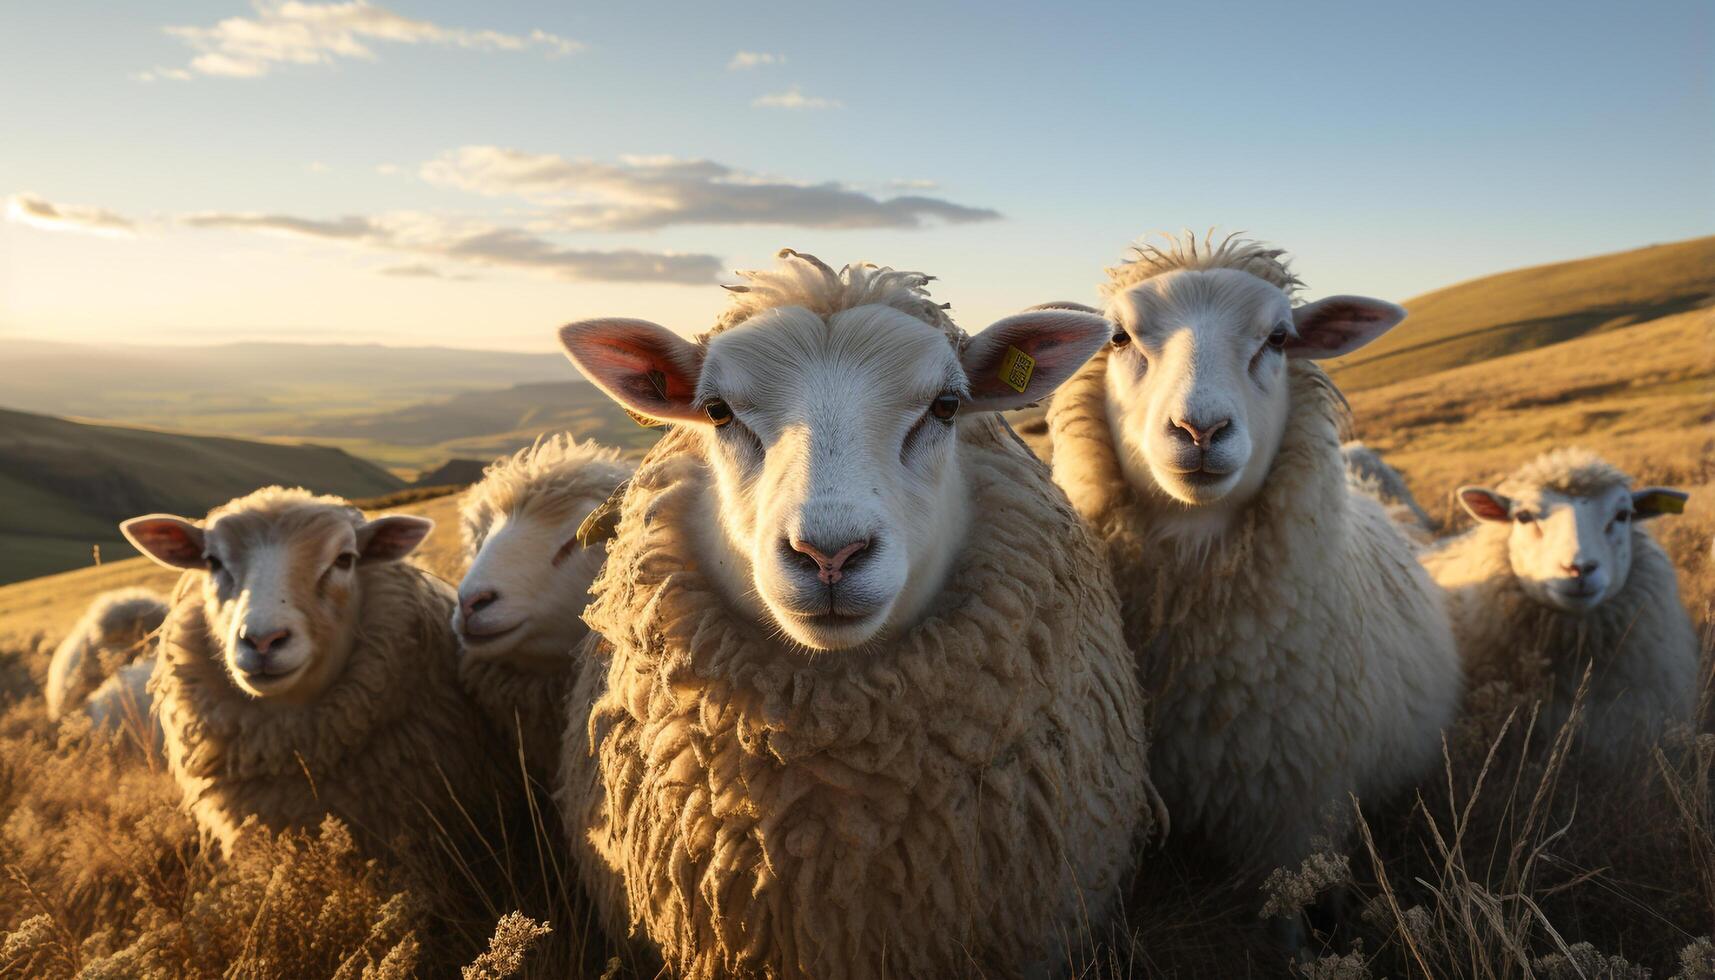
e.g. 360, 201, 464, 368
1460, 490, 1510, 522
582, 330, 698, 404
129, 521, 202, 564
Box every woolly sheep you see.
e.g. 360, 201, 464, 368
1342, 440, 1437, 535
44, 587, 165, 722
452, 434, 634, 786
1424, 448, 1697, 764
554, 249, 1162, 979
122, 486, 518, 857
1045, 233, 1462, 924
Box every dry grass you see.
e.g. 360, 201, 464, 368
1, 305, 1710, 975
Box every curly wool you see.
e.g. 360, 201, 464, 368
1101, 231, 1304, 300
557, 418, 1159, 980
1342, 441, 1437, 535
152, 561, 514, 856
1422, 460, 1698, 764
456, 435, 635, 783
458, 434, 632, 558
45, 588, 166, 721
711, 248, 963, 346
1048, 352, 1462, 874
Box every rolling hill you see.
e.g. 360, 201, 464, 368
1326, 235, 1715, 391
0, 407, 404, 584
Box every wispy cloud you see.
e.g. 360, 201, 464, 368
132, 67, 194, 82
420, 146, 1000, 231
156, 1, 583, 79
4, 193, 137, 238
751, 86, 841, 110
181, 209, 720, 284
376, 262, 474, 280
375, 163, 402, 176
306, 161, 331, 173
727, 51, 784, 70
890, 178, 938, 191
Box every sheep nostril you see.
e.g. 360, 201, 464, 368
463, 590, 498, 617
244, 628, 291, 655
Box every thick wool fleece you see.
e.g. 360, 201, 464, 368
1048, 353, 1462, 874
46, 588, 166, 721
557, 419, 1158, 980
152, 563, 516, 856
1423, 524, 1698, 765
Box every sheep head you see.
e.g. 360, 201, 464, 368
560, 252, 1109, 652
122, 488, 433, 702
1458, 450, 1688, 613
454, 438, 631, 668
1101, 234, 1404, 515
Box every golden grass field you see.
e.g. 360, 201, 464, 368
0, 239, 1710, 977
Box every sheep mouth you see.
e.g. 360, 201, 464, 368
1546, 582, 1605, 609
459, 622, 523, 646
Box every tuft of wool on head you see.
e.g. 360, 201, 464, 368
710, 248, 964, 348
203, 486, 366, 548
458, 434, 632, 559
1101, 230, 1303, 299
1498, 447, 1631, 500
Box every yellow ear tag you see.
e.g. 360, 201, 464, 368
1638, 490, 1687, 515
999, 345, 1036, 394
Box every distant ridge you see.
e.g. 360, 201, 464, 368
0, 407, 404, 584
1328, 235, 1715, 391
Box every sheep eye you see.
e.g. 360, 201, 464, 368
1111, 331, 1131, 348
703, 399, 733, 427
205, 555, 223, 573
1513, 510, 1535, 524
1267, 326, 1291, 349
1614, 511, 1632, 525
334, 553, 356, 571
930, 394, 959, 421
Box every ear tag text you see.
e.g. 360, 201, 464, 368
999, 345, 1036, 394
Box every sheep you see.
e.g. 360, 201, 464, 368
121, 486, 518, 858
45, 587, 165, 722
1423, 448, 1697, 765
452, 434, 635, 787
1044, 232, 1462, 934
553, 249, 1162, 979
1342, 440, 1437, 535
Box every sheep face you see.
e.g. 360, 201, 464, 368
454, 496, 608, 667
561, 306, 1108, 651
1105, 270, 1405, 512
122, 502, 433, 702
1458, 481, 1687, 613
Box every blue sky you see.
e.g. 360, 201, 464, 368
1, 0, 1709, 351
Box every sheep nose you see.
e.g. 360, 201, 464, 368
461, 589, 499, 619
788, 537, 871, 585
1169, 416, 1231, 449
241, 628, 292, 655
1563, 560, 1600, 579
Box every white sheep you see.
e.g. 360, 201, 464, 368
1342, 441, 1437, 535
452, 434, 635, 786
44, 587, 165, 722
1424, 448, 1698, 764
122, 486, 518, 857
554, 249, 1161, 979
1045, 233, 1462, 930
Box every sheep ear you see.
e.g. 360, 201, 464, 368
961, 309, 1112, 413
1632, 487, 1688, 520
357, 516, 434, 563
559, 318, 705, 425
1287, 295, 1407, 360
121, 515, 207, 569
1457, 486, 1513, 523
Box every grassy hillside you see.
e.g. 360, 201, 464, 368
1327, 235, 1715, 391
0, 408, 404, 584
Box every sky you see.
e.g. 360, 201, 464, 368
1, 0, 1709, 352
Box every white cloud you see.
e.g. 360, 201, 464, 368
751, 86, 841, 110
181, 209, 720, 284
420, 146, 999, 231
306, 161, 331, 173
727, 51, 784, 70
158, 1, 583, 79
4, 193, 137, 238
132, 67, 194, 82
